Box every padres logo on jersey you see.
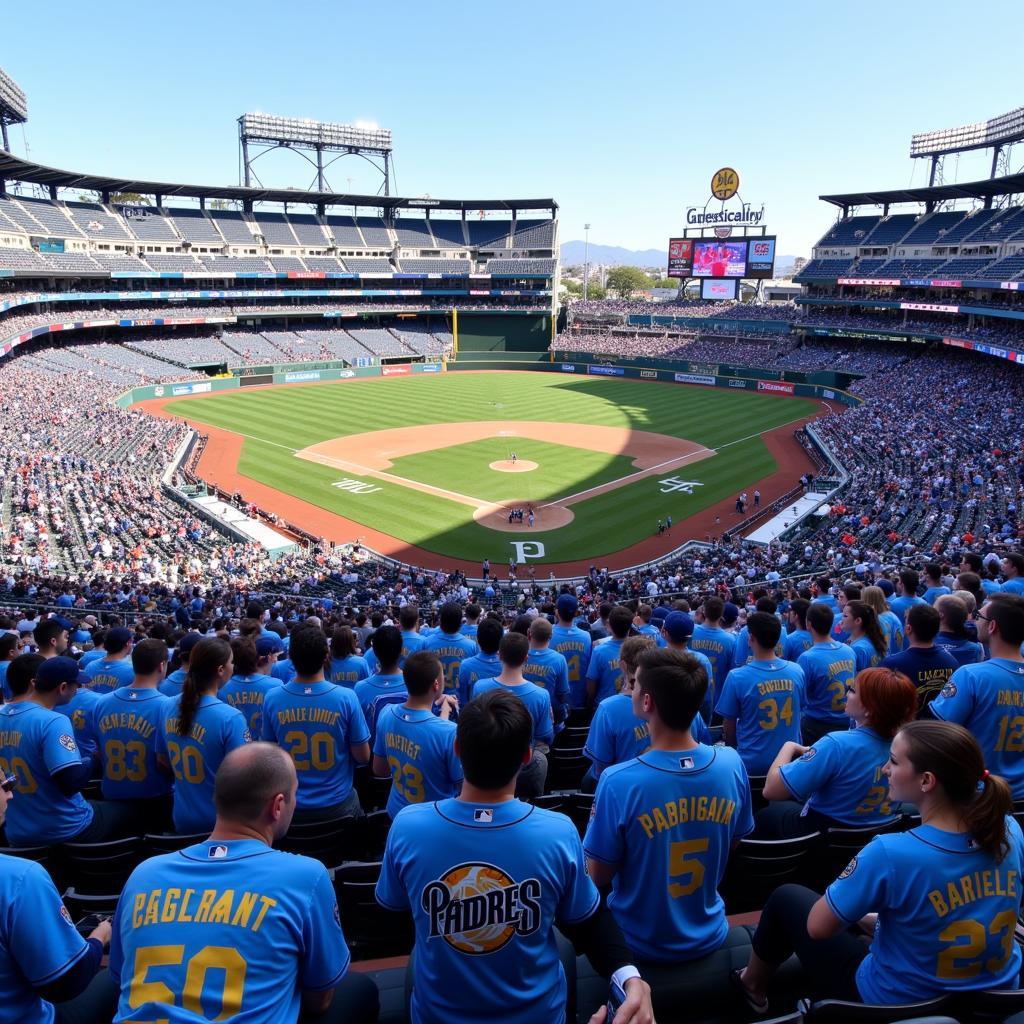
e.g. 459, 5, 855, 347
421, 862, 541, 954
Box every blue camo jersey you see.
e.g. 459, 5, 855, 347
550, 624, 592, 708
157, 695, 251, 833
376, 799, 599, 1024
779, 726, 898, 825
0, 854, 91, 1024
585, 637, 625, 704
261, 681, 370, 809
825, 819, 1024, 1003
523, 648, 570, 724
851, 635, 885, 673
328, 654, 369, 687
583, 693, 711, 774
56, 686, 103, 759
930, 658, 1024, 799
797, 641, 856, 723
373, 705, 463, 818
716, 659, 806, 775
0, 702, 92, 845
109, 840, 349, 1024
585, 745, 753, 961
457, 652, 501, 707
782, 628, 814, 663
220, 673, 281, 735
690, 624, 736, 697
424, 632, 478, 695
82, 656, 135, 694
92, 687, 174, 800
471, 679, 554, 746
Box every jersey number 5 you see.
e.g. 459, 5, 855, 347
668, 838, 709, 898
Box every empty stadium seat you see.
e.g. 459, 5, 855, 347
333, 861, 415, 960
143, 832, 210, 855
798, 995, 953, 1023
721, 832, 823, 915
361, 810, 392, 862
545, 747, 590, 793
61, 835, 144, 894
61, 886, 121, 924
278, 814, 364, 866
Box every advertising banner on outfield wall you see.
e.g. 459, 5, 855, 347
588, 365, 624, 376
560, 364, 577, 373
419, 363, 442, 373
674, 373, 716, 386
757, 380, 795, 395
639, 369, 659, 379
728, 379, 749, 388
382, 365, 411, 377
284, 371, 321, 383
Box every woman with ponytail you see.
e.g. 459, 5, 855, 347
756, 667, 918, 838
842, 600, 888, 672
862, 586, 904, 655
735, 720, 1023, 1011
158, 637, 250, 833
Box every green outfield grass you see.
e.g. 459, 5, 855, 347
163, 372, 818, 563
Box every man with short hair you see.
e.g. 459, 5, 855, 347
457, 617, 502, 706
355, 625, 409, 732
524, 616, 570, 730
889, 568, 926, 627
425, 603, 478, 696
922, 562, 951, 605
586, 605, 633, 705
373, 651, 462, 819
781, 598, 814, 662
365, 605, 427, 673
881, 603, 958, 711
221, 637, 281, 735
731, 597, 787, 667
376, 689, 653, 1024
473, 632, 554, 799
589, 601, 614, 642
660, 612, 715, 721
585, 648, 753, 1015
810, 577, 838, 613
796, 604, 855, 745
109, 743, 378, 1024
960, 551, 1002, 597
82, 626, 135, 694
633, 604, 665, 647
690, 597, 737, 703
551, 593, 592, 708
716, 613, 805, 776
934, 594, 984, 667
1002, 553, 1024, 596
33, 617, 70, 661
262, 624, 370, 820
929, 593, 1024, 799
3, 651, 41, 704
461, 603, 483, 641
0, 632, 21, 701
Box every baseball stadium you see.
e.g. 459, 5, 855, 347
2, 23, 1024, 1024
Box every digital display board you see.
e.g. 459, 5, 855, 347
746, 236, 776, 278
666, 238, 693, 278
692, 239, 746, 278
701, 278, 738, 301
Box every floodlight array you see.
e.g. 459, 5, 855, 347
0, 66, 27, 122
910, 105, 1024, 157
240, 113, 391, 152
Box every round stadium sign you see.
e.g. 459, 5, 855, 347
711, 167, 740, 201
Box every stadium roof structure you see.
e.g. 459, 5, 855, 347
820, 171, 1024, 213
0, 151, 557, 214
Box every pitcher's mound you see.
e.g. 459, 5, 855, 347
490, 459, 538, 473
474, 501, 574, 532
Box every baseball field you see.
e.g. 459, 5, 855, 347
144, 370, 824, 573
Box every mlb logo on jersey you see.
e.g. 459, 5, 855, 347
208, 845, 229, 859
473, 808, 493, 823
678, 756, 695, 770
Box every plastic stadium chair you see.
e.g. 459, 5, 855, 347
353, 766, 394, 814
554, 724, 591, 750
799, 995, 954, 1022
0, 841, 58, 884
565, 707, 595, 728
360, 809, 392, 862
143, 832, 209, 855
950, 988, 1024, 1023
748, 774, 769, 813
721, 832, 823, 915
568, 791, 595, 839
62, 887, 121, 923
531, 792, 574, 813
61, 835, 144, 894
278, 814, 363, 866
332, 861, 414, 960
814, 819, 904, 889
545, 747, 590, 793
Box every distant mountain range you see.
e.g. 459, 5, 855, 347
560, 240, 800, 276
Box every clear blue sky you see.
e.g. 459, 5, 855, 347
3, 0, 1019, 256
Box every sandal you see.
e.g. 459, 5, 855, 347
730, 968, 769, 1015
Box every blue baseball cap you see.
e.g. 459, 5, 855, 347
662, 612, 695, 643
555, 594, 578, 617
256, 635, 285, 657
36, 656, 89, 689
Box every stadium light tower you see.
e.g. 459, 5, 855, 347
0, 66, 28, 153
584, 223, 591, 301
237, 113, 394, 195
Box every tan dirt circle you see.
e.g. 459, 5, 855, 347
490, 459, 538, 473
473, 501, 575, 532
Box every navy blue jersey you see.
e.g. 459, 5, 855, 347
373, 704, 463, 818
377, 799, 599, 1024
109, 840, 349, 1024
825, 819, 1024, 1003
92, 687, 174, 800
930, 658, 1024, 799
716, 659, 806, 775
0, 854, 91, 1024
262, 681, 370, 809
0, 702, 92, 845
584, 745, 753, 961
934, 633, 984, 667
797, 641, 856, 723
882, 646, 959, 708
780, 726, 898, 825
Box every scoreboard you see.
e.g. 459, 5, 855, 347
666, 235, 776, 281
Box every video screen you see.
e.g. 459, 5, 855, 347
692, 239, 747, 278
666, 238, 693, 278
701, 278, 738, 301
747, 236, 776, 279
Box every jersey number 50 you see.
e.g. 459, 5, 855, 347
127, 943, 246, 1020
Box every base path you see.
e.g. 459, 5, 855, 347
135, 376, 832, 576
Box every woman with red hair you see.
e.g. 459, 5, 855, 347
754, 667, 918, 838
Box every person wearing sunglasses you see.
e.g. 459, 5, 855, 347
0, 770, 117, 1023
